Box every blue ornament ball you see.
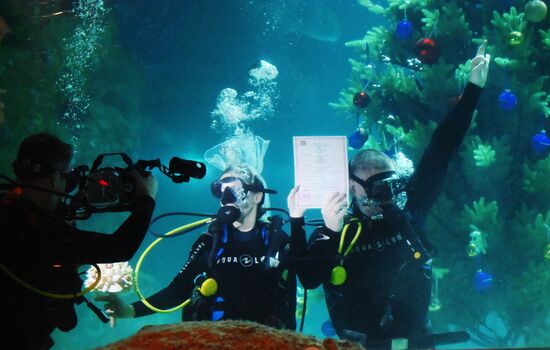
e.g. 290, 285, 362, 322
396, 20, 414, 39
474, 269, 493, 292
321, 320, 337, 337
498, 90, 518, 111
348, 130, 368, 149
531, 131, 550, 155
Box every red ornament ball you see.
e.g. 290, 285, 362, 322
353, 91, 370, 108
414, 37, 440, 64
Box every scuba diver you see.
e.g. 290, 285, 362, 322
97, 165, 297, 329
0, 133, 157, 350
288, 42, 490, 348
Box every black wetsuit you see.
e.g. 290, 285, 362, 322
0, 193, 155, 350
291, 83, 483, 348
132, 221, 297, 329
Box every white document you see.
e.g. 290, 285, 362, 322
293, 136, 349, 209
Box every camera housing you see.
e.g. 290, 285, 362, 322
66, 153, 206, 220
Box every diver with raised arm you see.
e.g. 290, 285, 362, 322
288, 42, 490, 348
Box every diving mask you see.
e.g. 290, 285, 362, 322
211, 177, 249, 205
350, 170, 407, 208
210, 176, 278, 205
211, 175, 277, 225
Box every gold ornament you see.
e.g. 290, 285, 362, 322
467, 242, 480, 257
545, 243, 550, 261
429, 298, 442, 312
524, 0, 548, 23
509, 31, 524, 46
467, 228, 487, 256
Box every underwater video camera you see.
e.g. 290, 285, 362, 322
66, 153, 206, 220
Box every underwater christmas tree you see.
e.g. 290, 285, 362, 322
332, 0, 550, 347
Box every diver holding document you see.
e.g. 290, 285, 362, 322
293, 136, 349, 209
288, 41, 490, 349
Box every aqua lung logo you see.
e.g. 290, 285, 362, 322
179, 241, 206, 274
348, 233, 404, 254
216, 254, 266, 267
239, 255, 253, 267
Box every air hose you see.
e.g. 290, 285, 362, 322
0, 261, 101, 299
134, 217, 218, 313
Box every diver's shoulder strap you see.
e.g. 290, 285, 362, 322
264, 218, 289, 258
401, 210, 437, 260
206, 224, 226, 270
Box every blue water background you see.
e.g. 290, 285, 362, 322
49, 1, 495, 348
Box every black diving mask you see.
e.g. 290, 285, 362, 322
350, 170, 407, 207
211, 177, 250, 205
210, 176, 277, 205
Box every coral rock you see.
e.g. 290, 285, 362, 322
96, 320, 365, 350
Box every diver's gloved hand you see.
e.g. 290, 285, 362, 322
94, 292, 135, 319
131, 170, 158, 200
321, 192, 348, 232
469, 40, 490, 88
287, 186, 306, 218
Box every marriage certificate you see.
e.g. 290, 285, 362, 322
293, 136, 349, 209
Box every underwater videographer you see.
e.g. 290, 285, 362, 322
0, 133, 157, 350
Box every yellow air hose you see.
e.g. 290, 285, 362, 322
330, 219, 362, 286
0, 261, 101, 299
134, 217, 218, 313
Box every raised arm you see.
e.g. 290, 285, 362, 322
406, 41, 490, 224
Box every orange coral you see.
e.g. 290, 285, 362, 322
96, 320, 365, 350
